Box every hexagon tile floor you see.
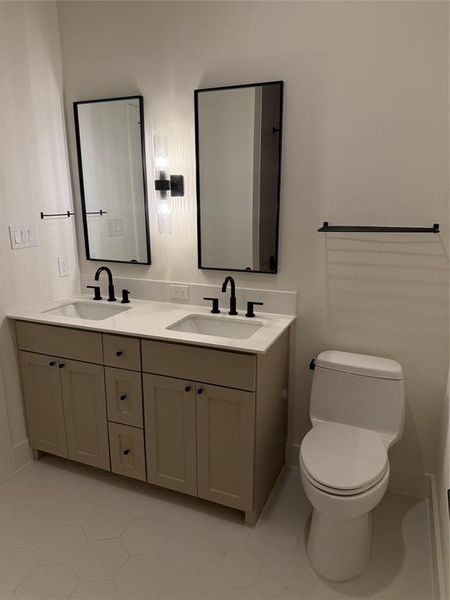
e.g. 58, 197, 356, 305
0, 455, 435, 599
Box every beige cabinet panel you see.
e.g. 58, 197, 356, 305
60, 360, 110, 470
144, 374, 197, 495
108, 422, 146, 481
19, 351, 67, 458
16, 322, 102, 364
103, 334, 141, 371
196, 383, 255, 511
105, 367, 143, 428
142, 340, 256, 391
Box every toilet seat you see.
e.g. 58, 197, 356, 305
300, 422, 388, 496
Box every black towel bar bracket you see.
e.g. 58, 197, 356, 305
318, 222, 439, 234
85, 210, 108, 216
40, 211, 75, 220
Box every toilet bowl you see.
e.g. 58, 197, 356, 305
300, 351, 405, 582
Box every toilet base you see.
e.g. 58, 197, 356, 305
306, 509, 372, 582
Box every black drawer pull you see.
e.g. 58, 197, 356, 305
120, 394, 127, 401
197, 388, 203, 395
123, 449, 130, 455
116, 351, 124, 357
48, 361, 56, 367
185, 386, 191, 392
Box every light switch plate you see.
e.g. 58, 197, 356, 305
58, 255, 70, 278
170, 284, 189, 302
9, 224, 38, 249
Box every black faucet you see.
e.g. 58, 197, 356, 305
221, 276, 238, 315
94, 266, 116, 302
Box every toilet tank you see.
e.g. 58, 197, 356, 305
310, 351, 405, 447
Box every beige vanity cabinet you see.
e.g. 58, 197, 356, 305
19, 351, 68, 459
15, 319, 290, 526
196, 383, 255, 512
60, 360, 110, 470
143, 374, 197, 495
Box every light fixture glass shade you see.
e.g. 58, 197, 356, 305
153, 131, 172, 233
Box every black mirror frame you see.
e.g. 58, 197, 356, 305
73, 94, 151, 265
194, 80, 284, 274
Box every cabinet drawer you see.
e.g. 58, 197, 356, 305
141, 340, 256, 392
16, 321, 102, 364
106, 367, 143, 428
108, 422, 146, 481
103, 334, 141, 371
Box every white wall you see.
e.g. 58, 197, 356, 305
58, 1, 449, 479
0, 1, 79, 478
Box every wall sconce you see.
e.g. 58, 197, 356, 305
153, 132, 184, 234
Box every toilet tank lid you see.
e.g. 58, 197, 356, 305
315, 351, 403, 380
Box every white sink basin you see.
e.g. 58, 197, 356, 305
167, 314, 263, 340
43, 302, 131, 321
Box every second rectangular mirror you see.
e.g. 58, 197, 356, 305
195, 81, 283, 273
74, 95, 151, 264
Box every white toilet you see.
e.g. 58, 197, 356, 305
299, 350, 405, 582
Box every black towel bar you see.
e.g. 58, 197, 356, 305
318, 222, 439, 234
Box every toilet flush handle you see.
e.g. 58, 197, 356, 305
309, 359, 316, 370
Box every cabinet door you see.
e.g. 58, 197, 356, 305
143, 374, 197, 495
60, 360, 110, 470
196, 383, 255, 511
109, 422, 146, 482
19, 351, 67, 458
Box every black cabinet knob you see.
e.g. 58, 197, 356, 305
116, 351, 123, 357
48, 361, 56, 367
185, 386, 191, 392
120, 394, 127, 401
197, 388, 203, 395
123, 449, 130, 455
58, 363, 65, 369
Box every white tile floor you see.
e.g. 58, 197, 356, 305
0, 455, 434, 600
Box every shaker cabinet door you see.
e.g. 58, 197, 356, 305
196, 383, 255, 511
19, 351, 67, 458
144, 374, 197, 495
60, 360, 110, 470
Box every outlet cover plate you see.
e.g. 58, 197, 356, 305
170, 284, 189, 302
58, 255, 70, 278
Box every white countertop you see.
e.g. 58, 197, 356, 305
7, 295, 295, 354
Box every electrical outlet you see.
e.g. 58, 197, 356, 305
58, 255, 70, 278
170, 284, 189, 302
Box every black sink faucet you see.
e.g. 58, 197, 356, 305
94, 266, 116, 302
221, 276, 238, 315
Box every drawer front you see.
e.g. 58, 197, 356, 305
106, 367, 143, 428
103, 334, 141, 371
16, 321, 102, 364
141, 340, 256, 392
108, 422, 146, 481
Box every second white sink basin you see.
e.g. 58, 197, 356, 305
167, 314, 263, 339
43, 302, 131, 321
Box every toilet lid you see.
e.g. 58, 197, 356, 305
300, 422, 388, 493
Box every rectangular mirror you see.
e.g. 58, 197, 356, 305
195, 81, 283, 273
74, 95, 151, 264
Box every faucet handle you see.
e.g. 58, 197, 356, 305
203, 297, 220, 314
246, 301, 264, 318
86, 285, 102, 301
121, 289, 130, 304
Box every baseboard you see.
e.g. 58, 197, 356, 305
285, 440, 300, 468
428, 473, 447, 600
12, 438, 31, 471
0, 438, 31, 482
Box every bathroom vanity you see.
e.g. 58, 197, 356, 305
9, 298, 294, 525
